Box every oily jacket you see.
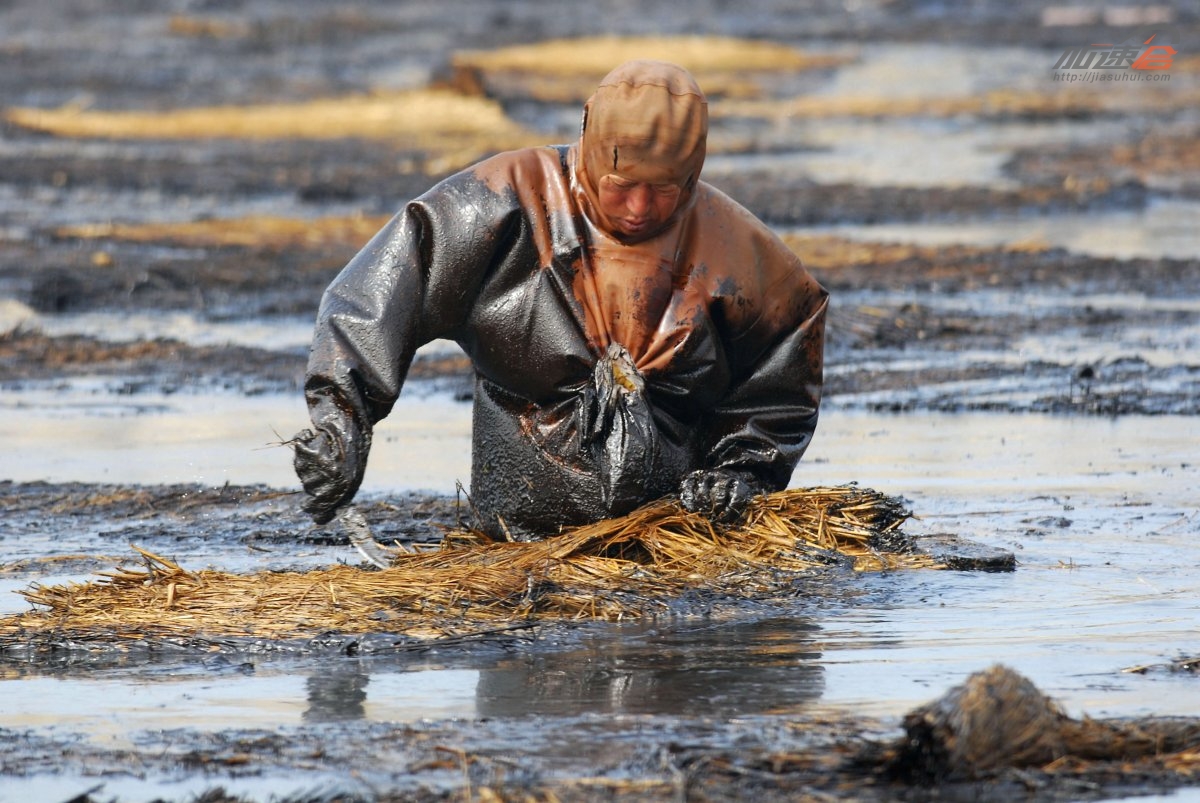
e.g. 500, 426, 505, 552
303, 144, 828, 539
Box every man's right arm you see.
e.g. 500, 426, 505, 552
292, 171, 508, 523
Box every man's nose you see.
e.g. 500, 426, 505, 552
626, 185, 651, 216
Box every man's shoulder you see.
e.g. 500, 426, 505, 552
692, 181, 768, 224
688, 181, 798, 260
413, 145, 570, 215
469, 145, 570, 185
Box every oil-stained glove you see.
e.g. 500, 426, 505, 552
292, 425, 365, 525
679, 468, 763, 525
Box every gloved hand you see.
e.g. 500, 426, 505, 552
679, 468, 762, 525
292, 425, 364, 525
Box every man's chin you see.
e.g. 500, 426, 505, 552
614, 220, 658, 242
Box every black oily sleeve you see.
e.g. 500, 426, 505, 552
705, 288, 828, 490
302, 168, 512, 439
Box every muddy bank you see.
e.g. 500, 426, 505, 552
1, 2, 1197, 422
7, 220, 1200, 317
0, 480, 473, 570
1, 666, 1198, 803
1007, 128, 1200, 199
6, 236, 1198, 415
0, 327, 473, 398
2, 0, 1199, 114
2, 413, 1197, 800
0, 328, 305, 394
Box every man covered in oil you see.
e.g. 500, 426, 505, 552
292, 60, 828, 540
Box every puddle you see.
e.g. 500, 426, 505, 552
706, 117, 1125, 189
473, 617, 826, 719
2, 401, 1196, 740
0, 181, 372, 237
0, 302, 473, 358
0, 618, 825, 737
816, 43, 1055, 99
0, 384, 471, 491
0, 667, 481, 737
797, 412, 1200, 718
1012, 321, 1200, 367
30, 310, 318, 352
807, 197, 1200, 260
706, 42, 1190, 190
847, 289, 1200, 317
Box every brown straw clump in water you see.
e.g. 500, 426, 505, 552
453, 35, 847, 76
446, 35, 854, 103
713, 87, 1200, 121
54, 214, 394, 251
4, 90, 541, 175
3, 89, 529, 142
3, 486, 933, 647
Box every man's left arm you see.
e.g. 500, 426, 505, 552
682, 280, 828, 522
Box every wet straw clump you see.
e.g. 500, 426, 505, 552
0, 486, 933, 651
888, 664, 1200, 783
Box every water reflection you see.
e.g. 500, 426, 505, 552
304, 666, 370, 723
280, 617, 828, 725
292, 617, 827, 724
476, 617, 824, 718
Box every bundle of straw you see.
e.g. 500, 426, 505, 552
1, 486, 932, 650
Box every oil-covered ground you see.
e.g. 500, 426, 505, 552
2, 1, 1199, 801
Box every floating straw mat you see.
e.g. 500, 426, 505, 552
1, 486, 935, 650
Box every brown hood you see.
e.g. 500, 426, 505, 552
574, 60, 708, 238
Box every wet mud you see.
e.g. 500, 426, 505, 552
6, 237, 1199, 415
3, 649, 1199, 803
3, 0, 1199, 800
0, 473, 1196, 801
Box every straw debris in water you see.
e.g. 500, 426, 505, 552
714, 87, 1200, 121
3, 89, 540, 174
55, 213, 393, 251
1, 486, 933, 649
446, 35, 854, 102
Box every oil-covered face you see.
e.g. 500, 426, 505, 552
576, 60, 707, 242
596, 173, 683, 241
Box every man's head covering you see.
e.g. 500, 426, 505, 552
575, 60, 708, 237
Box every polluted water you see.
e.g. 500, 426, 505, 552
1, 1, 1199, 799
